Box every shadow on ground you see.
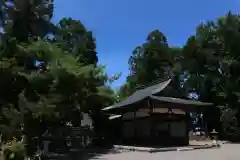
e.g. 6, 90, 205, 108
68, 147, 122, 160
46, 146, 122, 160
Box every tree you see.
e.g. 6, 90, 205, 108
119, 12, 240, 141
0, 0, 54, 41
182, 12, 240, 140
119, 30, 183, 98
0, 36, 118, 156
128, 30, 171, 85
55, 18, 98, 65
0, 1, 119, 158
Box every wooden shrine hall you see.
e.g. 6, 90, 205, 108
102, 78, 213, 146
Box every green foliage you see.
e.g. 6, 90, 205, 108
180, 12, 240, 139
0, 0, 119, 158
0, 0, 54, 41
55, 18, 98, 65
220, 107, 240, 141
119, 30, 184, 98
3, 140, 25, 160
128, 30, 171, 86
119, 11, 240, 141
1, 1, 240, 158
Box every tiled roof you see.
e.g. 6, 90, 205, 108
103, 78, 213, 111
102, 79, 172, 111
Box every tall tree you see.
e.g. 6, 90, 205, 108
0, 1, 119, 158
119, 30, 183, 98
55, 18, 98, 65
128, 30, 171, 85
0, 0, 54, 41
182, 12, 240, 140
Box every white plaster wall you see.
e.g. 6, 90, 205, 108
122, 112, 135, 120
122, 109, 150, 120
171, 109, 186, 115
136, 108, 150, 117
153, 108, 186, 115
153, 108, 168, 113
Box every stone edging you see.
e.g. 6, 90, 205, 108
114, 144, 220, 153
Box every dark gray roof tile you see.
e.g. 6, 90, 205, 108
102, 79, 171, 111
150, 96, 212, 106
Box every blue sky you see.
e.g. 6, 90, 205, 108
53, 0, 239, 89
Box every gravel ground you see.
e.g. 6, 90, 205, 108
90, 144, 240, 160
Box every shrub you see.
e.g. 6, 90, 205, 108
3, 139, 25, 160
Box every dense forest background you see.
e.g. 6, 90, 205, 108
118, 12, 240, 142
0, 0, 240, 158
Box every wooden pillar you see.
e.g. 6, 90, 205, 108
148, 99, 154, 144
202, 112, 210, 138
119, 111, 123, 144
167, 108, 172, 145
132, 110, 136, 144
186, 112, 190, 145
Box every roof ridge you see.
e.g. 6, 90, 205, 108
136, 75, 172, 90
